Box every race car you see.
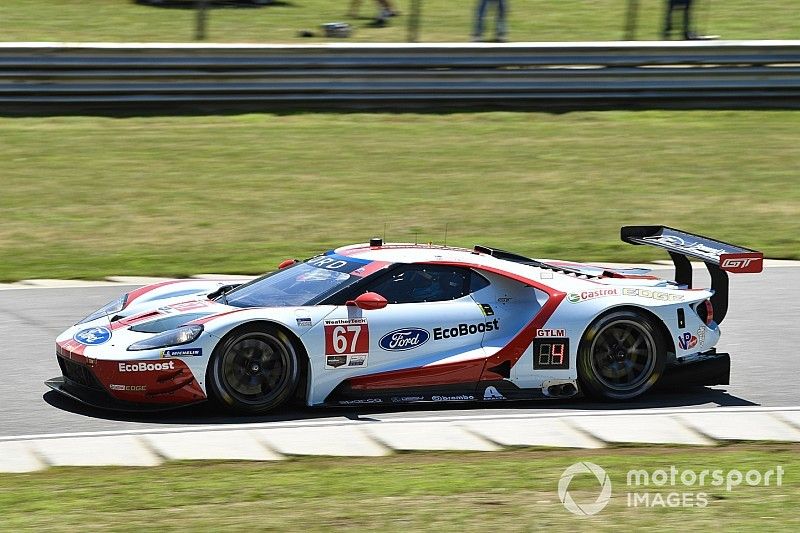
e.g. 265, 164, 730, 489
47, 226, 763, 413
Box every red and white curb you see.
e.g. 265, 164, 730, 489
1, 406, 799, 473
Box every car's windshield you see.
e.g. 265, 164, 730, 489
222, 254, 372, 308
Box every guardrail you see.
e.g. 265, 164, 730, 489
1, 41, 800, 111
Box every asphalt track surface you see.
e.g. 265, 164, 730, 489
1, 267, 797, 437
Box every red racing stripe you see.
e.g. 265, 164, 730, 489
124, 280, 189, 307
347, 262, 565, 390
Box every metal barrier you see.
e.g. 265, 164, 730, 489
1, 41, 800, 110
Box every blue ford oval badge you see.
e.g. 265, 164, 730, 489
379, 328, 430, 351
73, 326, 112, 345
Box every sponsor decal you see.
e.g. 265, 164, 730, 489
118, 361, 176, 373
324, 318, 369, 362
325, 318, 367, 326
622, 288, 684, 302
296, 317, 312, 327
326, 355, 348, 368
433, 319, 499, 340
540, 271, 554, 279
306, 254, 370, 273
479, 303, 495, 316
348, 354, 368, 367
533, 338, 570, 370
678, 332, 698, 350
696, 326, 706, 348
567, 289, 619, 304
432, 394, 475, 401
109, 384, 147, 392
338, 398, 382, 405
391, 396, 425, 403
720, 253, 762, 273
642, 235, 727, 262
170, 300, 212, 312
537, 328, 566, 337
161, 348, 202, 358
325, 353, 368, 369
497, 297, 512, 304
379, 328, 430, 351
73, 327, 112, 345
483, 386, 505, 400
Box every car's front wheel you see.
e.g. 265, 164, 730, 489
577, 309, 666, 400
207, 325, 300, 413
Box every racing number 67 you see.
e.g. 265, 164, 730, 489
325, 322, 370, 355
332, 325, 361, 354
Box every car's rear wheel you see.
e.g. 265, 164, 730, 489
208, 325, 300, 413
577, 309, 666, 400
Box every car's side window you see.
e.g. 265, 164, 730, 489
363, 265, 487, 304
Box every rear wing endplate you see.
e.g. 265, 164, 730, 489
621, 226, 763, 324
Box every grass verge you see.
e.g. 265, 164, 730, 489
1, 110, 798, 281
0, 445, 798, 531
1, 0, 800, 43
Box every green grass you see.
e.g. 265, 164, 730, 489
1, 445, 798, 531
1, 111, 798, 281
0, 0, 799, 43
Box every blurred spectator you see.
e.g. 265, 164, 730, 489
472, 0, 507, 42
349, 0, 399, 25
663, 0, 697, 40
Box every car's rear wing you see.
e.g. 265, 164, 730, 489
621, 226, 763, 324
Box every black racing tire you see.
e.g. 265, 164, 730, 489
207, 324, 300, 414
577, 309, 666, 401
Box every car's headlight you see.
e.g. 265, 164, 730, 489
127, 325, 204, 351
77, 295, 127, 325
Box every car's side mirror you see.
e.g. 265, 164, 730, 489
278, 259, 297, 269
346, 292, 388, 310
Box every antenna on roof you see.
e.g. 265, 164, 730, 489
414, 230, 419, 245
444, 223, 448, 247
383, 222, 387, 243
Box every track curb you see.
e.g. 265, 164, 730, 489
2, 406, 799, 472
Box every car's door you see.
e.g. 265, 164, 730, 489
320, 264, 492, 375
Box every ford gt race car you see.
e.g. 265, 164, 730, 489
47, 226, 763, 413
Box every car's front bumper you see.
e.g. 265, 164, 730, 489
47, 346, 207, 411
45, 375, 203, 412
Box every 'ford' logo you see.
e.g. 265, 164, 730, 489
379, 328, 430, 351
73, 326, 112, 345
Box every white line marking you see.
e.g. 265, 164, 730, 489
2, 405, 799, 442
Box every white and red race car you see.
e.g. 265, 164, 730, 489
48, 226, 762, 413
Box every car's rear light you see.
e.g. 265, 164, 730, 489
696, 299, 714, 325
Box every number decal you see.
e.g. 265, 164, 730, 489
551, 343, 564, 365
324, 319, 369, 356
538, 343, 552, 366
533, 338, 569, 370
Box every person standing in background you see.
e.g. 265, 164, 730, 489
472, 0, 508, 42
348, 0, 399, 25
663, 0, 697, 39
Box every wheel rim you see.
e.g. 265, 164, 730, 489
589, 319, 657, 393
220, 333, 291, 406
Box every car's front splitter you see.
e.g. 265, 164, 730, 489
52, 343, 208, 411
45, 376, 206, 412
